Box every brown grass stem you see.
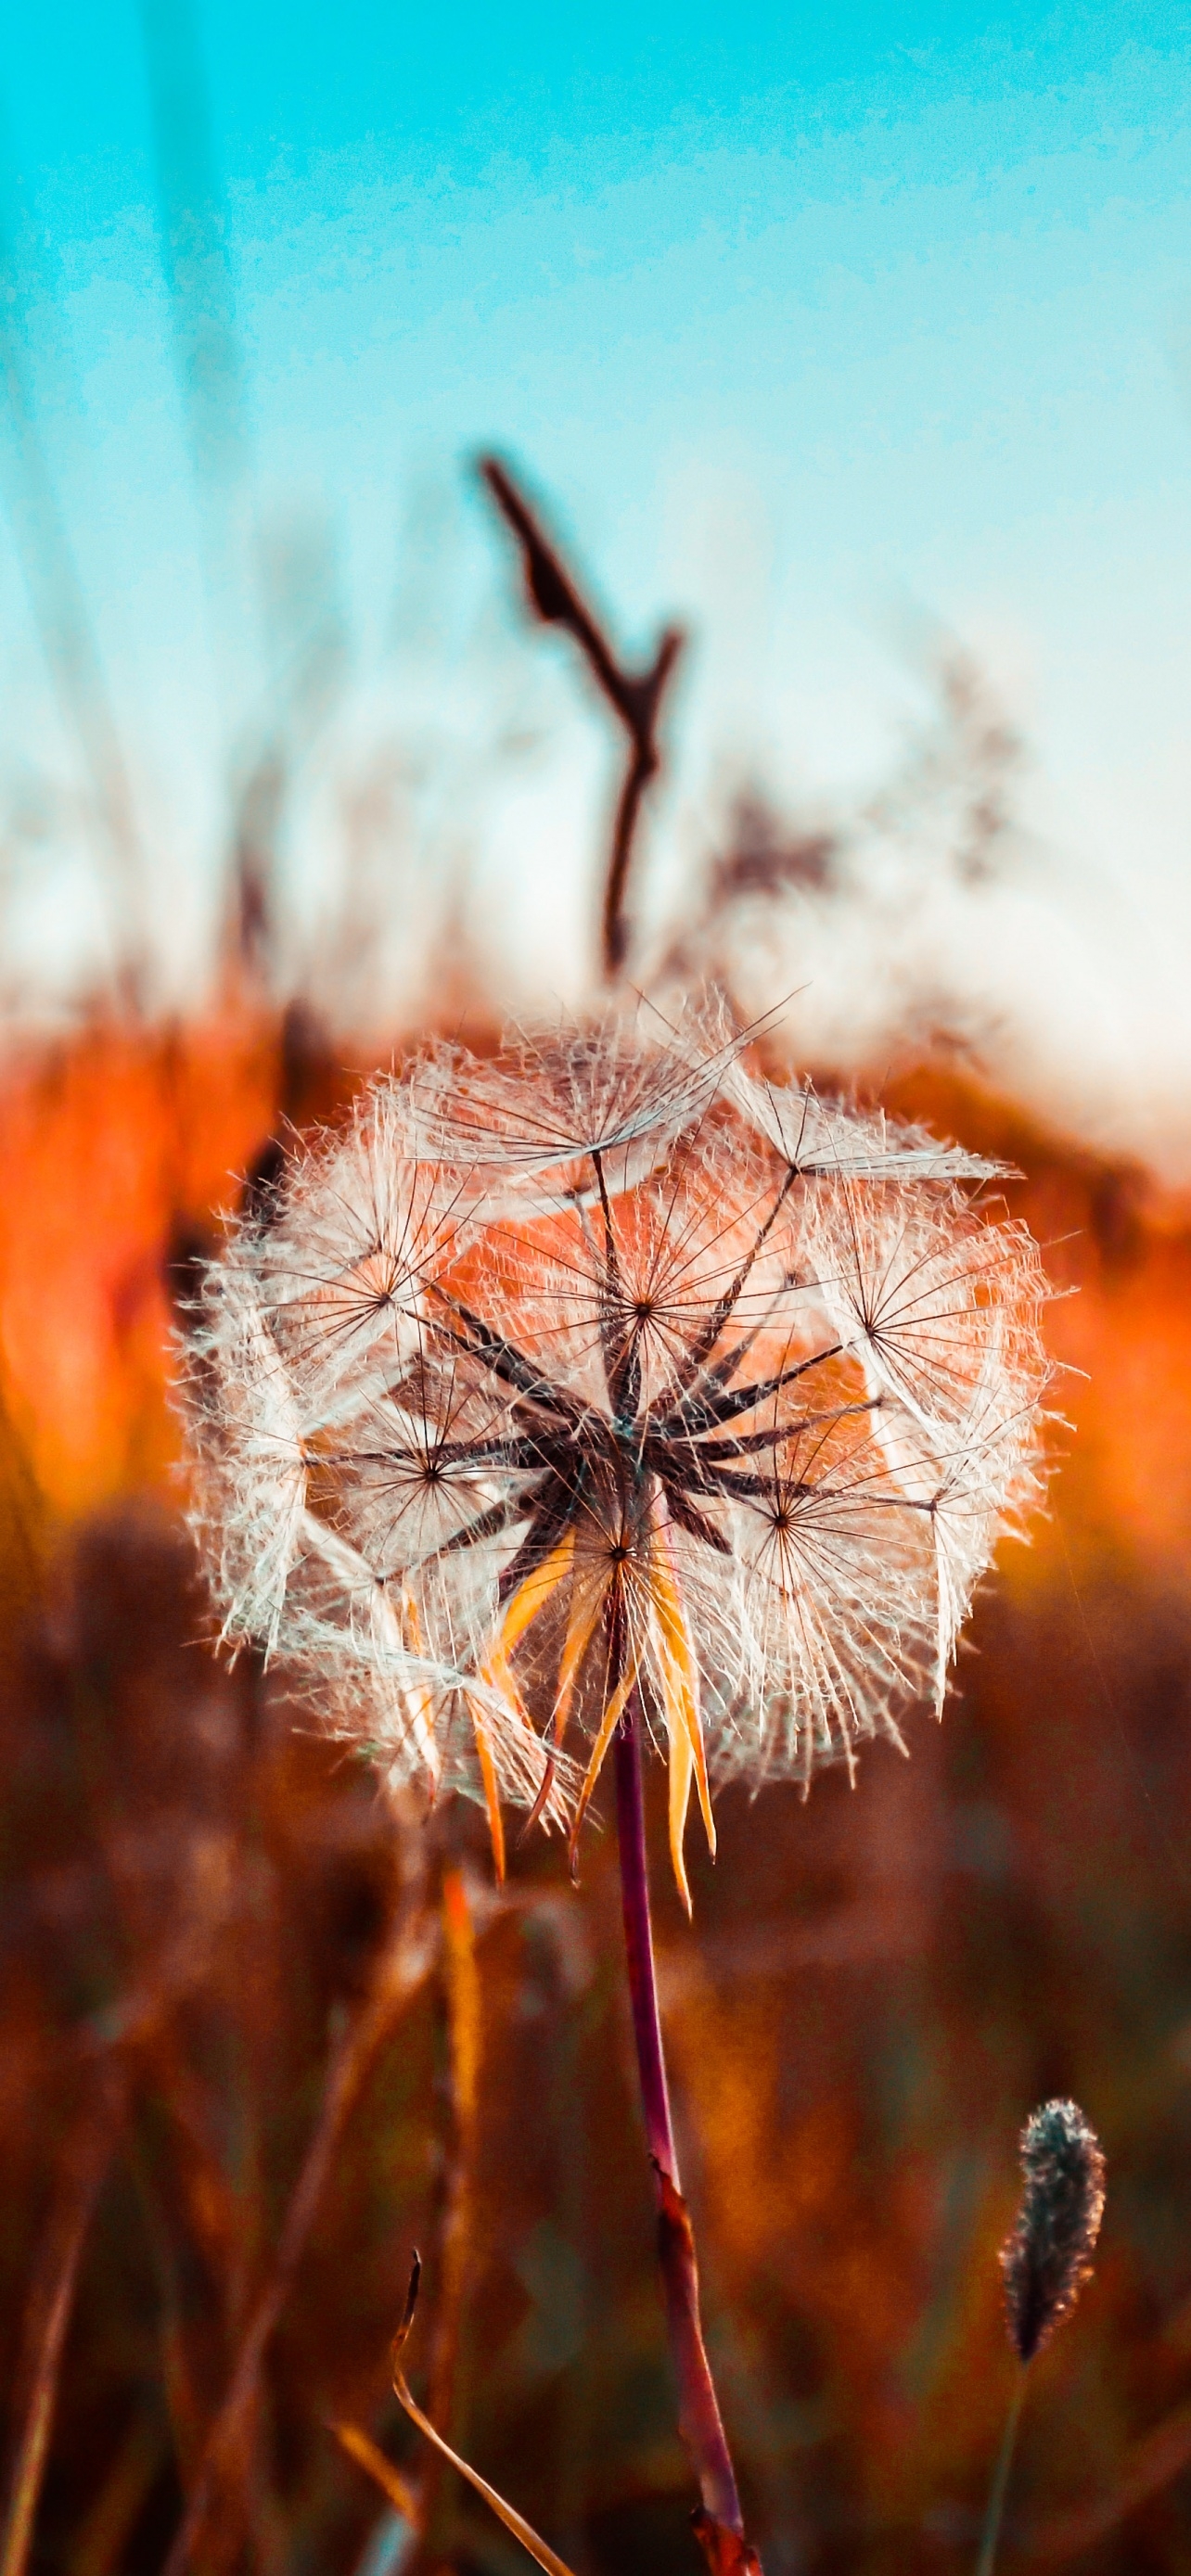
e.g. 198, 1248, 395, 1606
406, 1864, 482, 2567
613, 1706, 762, 2576
0, 2072, 125, 2576
160, 1914, 434, 2576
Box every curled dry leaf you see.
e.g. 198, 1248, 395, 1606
335, 2252, 580, 2576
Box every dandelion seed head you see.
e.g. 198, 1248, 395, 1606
181, 1006, 1052, 1884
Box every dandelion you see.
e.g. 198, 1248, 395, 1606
182, 998, 1051, 2575
184, 1000, 1049, 1889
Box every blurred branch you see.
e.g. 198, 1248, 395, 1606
160, 1911, 436, 2576
0, 219, 147, 989
138, 0, 249, 491
478, 454, 684, 982
1, 1914, 228, 2576
223, 527, 350, 987
138, 0, 278, 985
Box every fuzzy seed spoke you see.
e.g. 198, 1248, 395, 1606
667, 1343, 844, 1435
671, 1163, 800, 1391
496, 1490, 582, 1601
659, 1481, 734, 1552
427, 1290, 584, 1422
436, 1492, 539, 1557
687, 1398, 880, 1464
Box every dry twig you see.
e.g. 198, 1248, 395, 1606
478, 453, 683, 980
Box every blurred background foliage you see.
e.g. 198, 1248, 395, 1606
3, 966, 1191, 2574
2, 13, 1190, 2552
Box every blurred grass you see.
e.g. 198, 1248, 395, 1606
3, 995, 1191, 2571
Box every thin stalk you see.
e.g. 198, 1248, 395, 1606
976, 2367, 1029, 2576
0, 2224, 89, 2576
407, 1865, 481, 2572
160, 1913, 434, 2576
613, 1704, 761, 2572
613, 1709, 678, 2181
1, 2073, 124, 2576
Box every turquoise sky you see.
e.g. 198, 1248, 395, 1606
1, 5, 1191, 1157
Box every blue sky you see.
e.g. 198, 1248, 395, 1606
2, 5, 1191, 1159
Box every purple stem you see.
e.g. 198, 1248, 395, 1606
614, 1706, 678, 2182
613, 1705, 751, 2553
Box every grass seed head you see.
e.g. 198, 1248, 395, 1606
1001, 2098, 1107, 2363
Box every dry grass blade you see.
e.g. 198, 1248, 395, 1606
330, 2422, 422, 2531
160, 1916, 435, 2576
375, 2253, 579, 2576
427, 1868, 481, 2431
0, 2074, 125, 2576
0, 2267, 78, 2576
405, 1865, 482, 2567
387, 2379, 578, 2576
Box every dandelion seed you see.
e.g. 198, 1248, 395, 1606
182, 1003, 1051, 1885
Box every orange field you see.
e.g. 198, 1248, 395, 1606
4, 997, 1191, 2574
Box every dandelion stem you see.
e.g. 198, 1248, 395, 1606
976, 2366, 1029, 2576
614, 1706, 678, 2183
613, 1702, 761, 2571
